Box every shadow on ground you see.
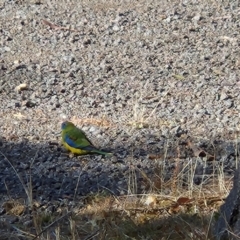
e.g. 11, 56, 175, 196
0, 133, 238, 202
0, 134, 238, 239
89, 212, 214, 240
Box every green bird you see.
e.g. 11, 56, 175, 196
61, 121, 111, 155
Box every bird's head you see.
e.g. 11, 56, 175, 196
61, 121, 75, 130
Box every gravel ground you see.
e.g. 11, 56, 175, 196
0, 0, 240, 213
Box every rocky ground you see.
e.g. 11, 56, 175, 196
0, 0, 240, 226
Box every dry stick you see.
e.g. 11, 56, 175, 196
7, 224, 35, 239
171, 144, 181, 195
136, 167, 153, 190
54, 226, 60, 240
177, 215, 206, 239
189, 159, 197, 198
99, 184, 118, 197
83, 229, 100, 240
210, 140, 217, 196
0, 151, 32, 204
3, 179, 12, 200
161, 138, 169, 194
69, 217, 76, 240
41, 19, 79, 32
32, 211, 72, 240
73, 168, 83, 202
235, 131, 239, 169
29, 151, 42, 236
1, 150, 42, 236
130, 165, 137, 194
206, 211, 215, 240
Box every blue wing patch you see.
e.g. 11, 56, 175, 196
64, 134, 97, 151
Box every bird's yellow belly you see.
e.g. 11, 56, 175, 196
62, 141, 88, 155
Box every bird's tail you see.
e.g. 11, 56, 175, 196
93, 150, 113, 156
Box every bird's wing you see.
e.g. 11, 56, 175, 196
63, 130, 98, 152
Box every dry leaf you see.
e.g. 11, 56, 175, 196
187, 139, 214, 160
173, 74, 185, 80
15, 83, 28, 92
144, 195, 156, 207
177, 197, 192, 205
148, 154, 164, 160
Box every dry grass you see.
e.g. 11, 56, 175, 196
1, 145, 234, 239
0, 190, 226, 240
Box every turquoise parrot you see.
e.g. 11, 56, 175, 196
61, 121, 111, 155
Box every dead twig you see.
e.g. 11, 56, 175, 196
42, 19, 79, 32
